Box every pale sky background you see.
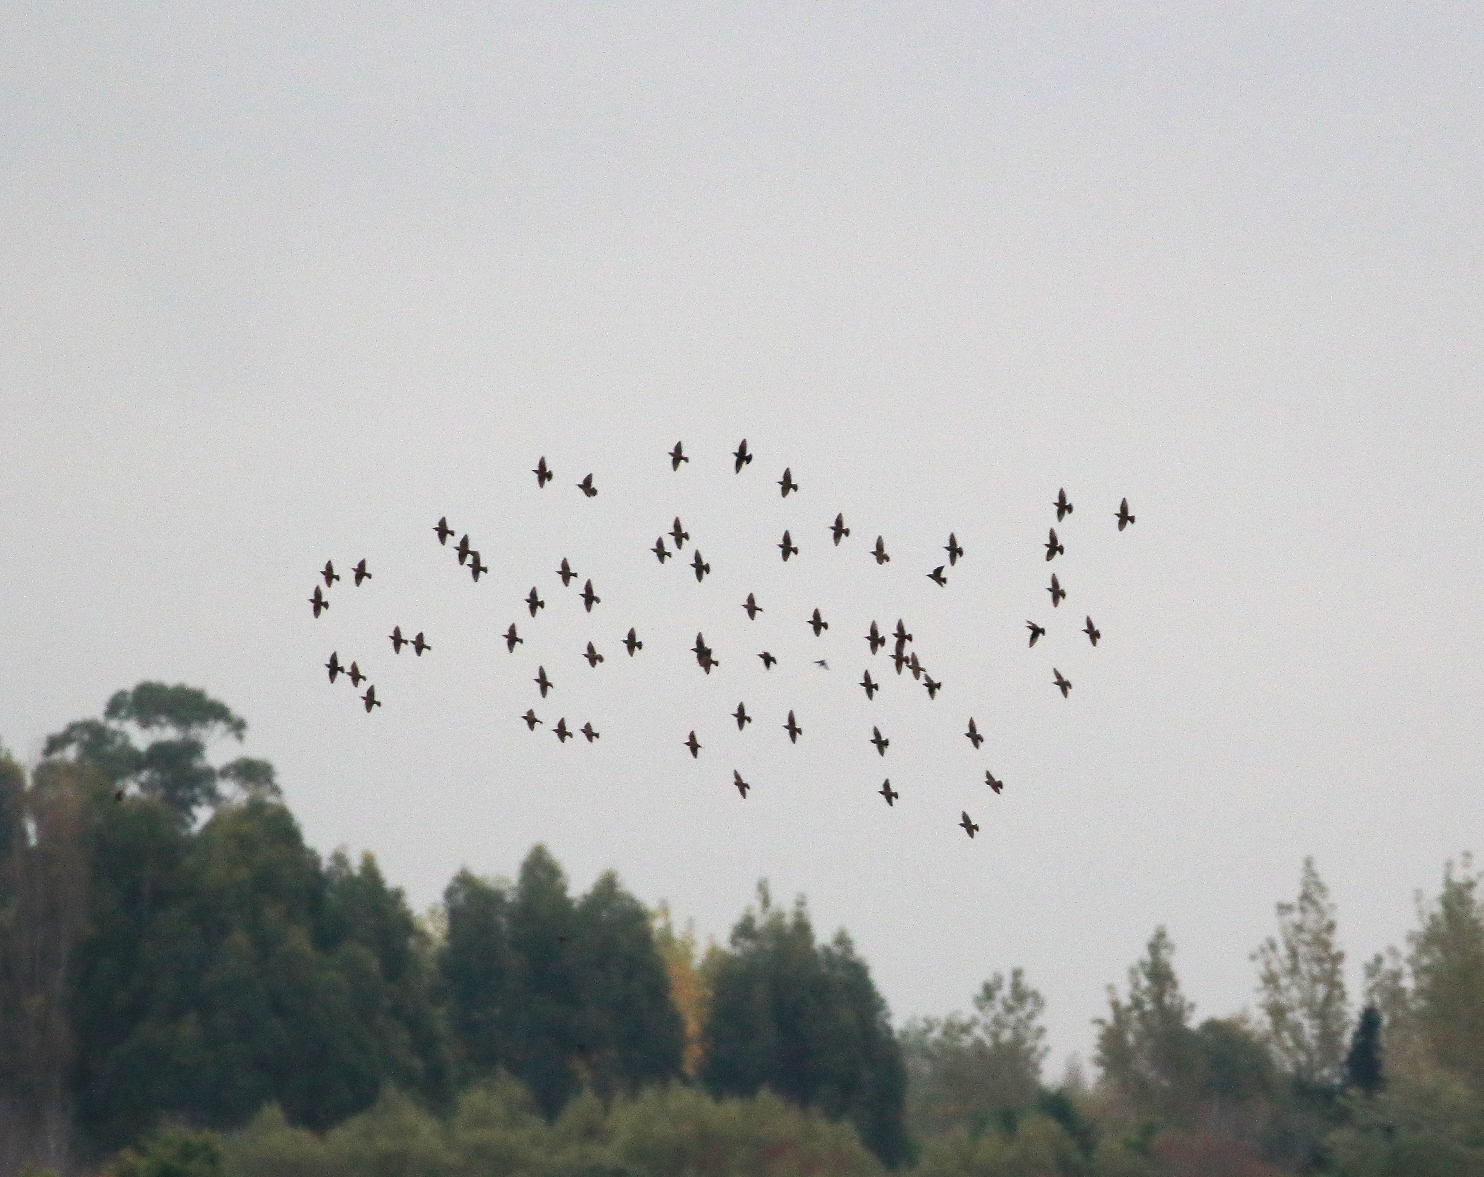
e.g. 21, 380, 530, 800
3, 2, 1481, 1073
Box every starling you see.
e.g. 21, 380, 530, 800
671, 517, 689, 548
758, 651, 777, 669
623, 627, 642, 656
321, 560, 340, 587
873, 536, 890, 565
945, 533, 964, 565
965, 717, 983, 749
1084, 616, 1101, 646
870, 726, 889, 756
866, 621, 885, 655
652, 536, 671, 563
1045, 528, 1064, 562
1047, 574, 1065, 608
434, 516, 454, 543
504, 624, 522, 653
960, 811, 979, 838
1117, 497, 1136, 531
554, 717, 572, 742
1026, 621, 1046, 647
860, 670, 878, 699
584, 642, 604, 668
456, 534, 471, 565
669, 441, 689, 470
557, 558, 577, 587
581, 722, 600, 743
581, 579, 600, 612
347, 661, 366, 688
684, 731, 701, 758
468, 552, 487, 581
784, 711, 802, 743
985, 770, 1004, 794
535, 666, 552, 697
778, 467, 798, 497
1053, 668, 1072, 697
928, 565, 947, 586
1055, 488, 1073, 521
808, 608, 828, 636
577, 473, 598, 498
533, 456, 553, 487
779, 530, 798, 561
309, 585, 329, 617
733, 769, 750, 798
325, 651, 343, 683
692, 550, 711, 582
522, 709, 542, 731
831, 513, 850, 545
733, 702, 752, 730
527, 587, 545, 617
413, 632, 432, 656
742, 593, 763, 620
361, 684, 381, 712
390, 626, 408, 653
879, 779, 898, 806
353, 558, 372, 586
733, 438, 752, 472
923, 675, 941, 700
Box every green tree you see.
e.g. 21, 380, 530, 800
1409, 855, 1484, 1092
1345, 1007, 1383, 1096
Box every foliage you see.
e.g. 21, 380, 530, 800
110, 1126, 224, 1177
1409, 855, 1484, 1092
1345, 1007, 1383, 1096
1326, 1064, 1484, 1176
912, 1112, 1088, 1177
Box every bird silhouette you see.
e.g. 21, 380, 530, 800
456, 535, 471, 565
890, 649, 908, 675
309, 586, 329, 617
554, 717, 572, 742
733, 770, 750, 798
831, 513, 850, 545
362, 684, 381, 712
557, 558, 577, 587
669, 441, 689, 470
692, 633, 719, 674
894, 620, 913, 647
985, 770, 1004, 794
814, 659, 828, 670
353, 559, 372, 586
742, 593, 763, 620
533, 456, 553, 487
928, 565, 948, 587
1045, 528, 1064, 561
1055, 488, 1073, 521
581, 722, 600, 743
870, 726, 890, 756
873, 536, 890, 565
809, 608, 828, 636
584, 642, 604, 668
1047, 574, 1065, 608
468, 552, 487, 581
733, 702, 751, 731
866, 621, 885, 655
671, 517, 688, 548
623, 627, 642, 656
945, 534, 964, 565
581, 579, 600, 612
535, 666, 552, 697
684, 731, 701, 758
325, 652, 343, 683
960, 811, 979, 838
784, 710, 802, 743
321, 560, 340, 587
652, 537, 671, 563
347, 661, 366, 688
504, 624, 522, 653
1053, 668, 1072, 697
434, 516, 454, 544
779, 530, 798, 561
1117, 497, 1135, 530
923, 675, 941, 699
908, 651, 924, 681
523, 709, 542, 730
413, 632, 432, 656
778, 467, 797, 497
691, 550, 711, 582
758, 651, 777, 669
965, 717, 983, 749
733, 439, 752, 472
1084, 616, 1100, 646
390, 626, 408, 653
1026, 621, 1046, 648
577, 473, 598, 498
527, 587, 545, 617
861, 670, 878, 699
879, 779, 898, 806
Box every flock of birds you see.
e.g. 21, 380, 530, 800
308, 440, 1136, 839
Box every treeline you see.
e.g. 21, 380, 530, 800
2, 684, 1482, 1177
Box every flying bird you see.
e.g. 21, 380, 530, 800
831, 513, 850, 545
779, 530, 798, 561
1026, 621, 1046, 648
557, 558, 577, 587
907, 651, 924, 681
346, 661, 366, 688
928, 565, 948, 587
325, 652, 343, 683
527, 587, 545, 617
456, 534, 471, 565
778, 467, 797, 497
669, 441, 689, 470
814, 659, 828, 670
872, 536, 890, 565
923, 675, 941, 700
353, 559, 372, 586
866, 621, 885, 655
985, 770, 1004, 795
692, 551, 711, 582
879, 779, 898, 806
692, 633, 719, 674
413, 632, 432, 656
860, 670, 878, 699
522, 710, 542, 731
434, 516, 454, 544
535, 666, 552, 697
743, 593, 763, 619
945, 534, 964, 565
960, 811, 979, 838
652, 537, 671, 563
733, 439, 752, 472
733, 770, 750, 798
554, 718, 572, 742
1053, 668, 1072, 698
1055, 488, 1073, 521
685, 731, 701, 758
870, 726, 890, 756
584, 642, 604, 668
504, 624, 522, 653
361, 685, 381, 712
577, 473, 597, 498
390, 626, 408, 653
890, 649, 908, 675
733, 702, 751, 730
671, 517, 688, 548
309, 586, 329, 617
1084, 616, 1101, 646
1045, 528, 1064, 562
623, 627, 642, 656
894, 620, 913, 647
468, 552, 487, 581
1047, 574, 1065, 608
321, 560, 340, 587
581, 579, 600, 612
1117, 497, 1135, 530
784, 711, 802, 743
581, 722, 600, 743
533, 456, 553, 487
965, 717, 983, 749
758, 651, 777, 670
809, 608, 828, 636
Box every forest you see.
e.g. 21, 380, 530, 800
1, 683, 1480, 1177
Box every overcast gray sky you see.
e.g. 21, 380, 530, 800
3, 1, 1481, 1071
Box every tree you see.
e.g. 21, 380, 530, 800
1408, 854, 1484, 1091
1345, 1007, 1383, 1096
1251, 858, 1350, 1090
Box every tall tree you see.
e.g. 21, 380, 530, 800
1408, 854, 1484, 1090
1251, 857, 1350, 1090
440, 868, 515, 1080
1345, 1006, 1383, 1096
